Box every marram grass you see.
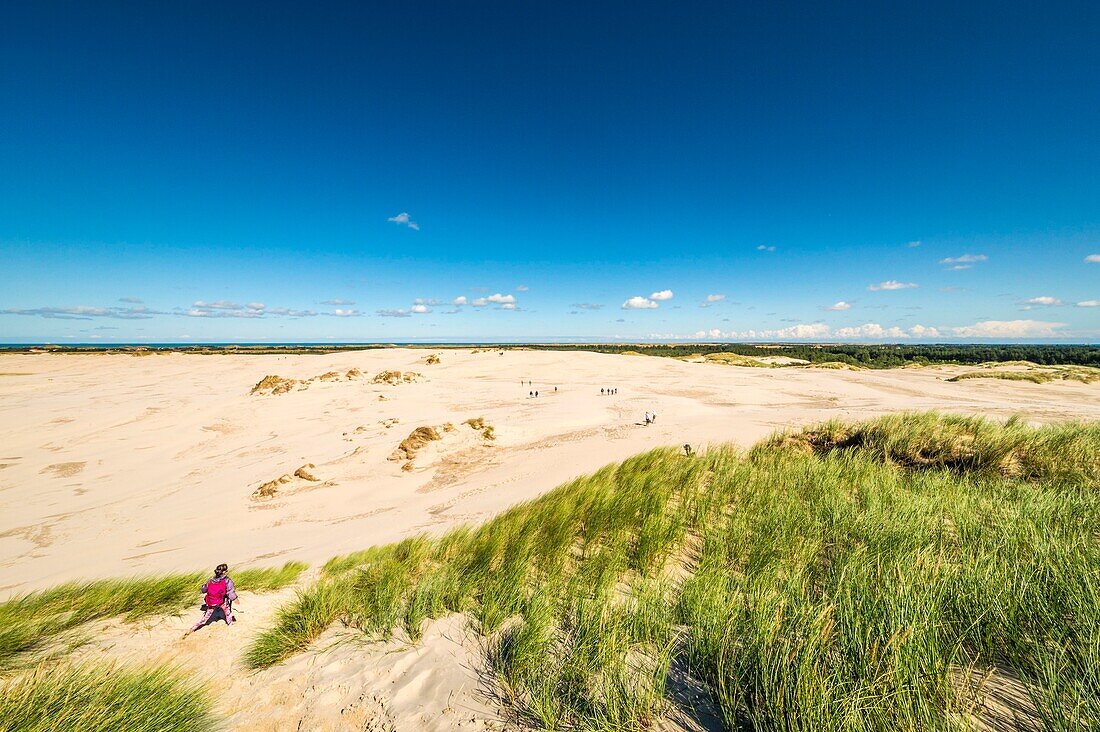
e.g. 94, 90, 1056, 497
246, 412, 1100, 731
0, 663, 214, 732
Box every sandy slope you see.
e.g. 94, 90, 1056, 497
64, 571, 512, 731
1, 348, 1097, 598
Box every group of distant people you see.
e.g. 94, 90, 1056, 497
520, 384, 661, 429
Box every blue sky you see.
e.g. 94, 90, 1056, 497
1, 1, 1098, 343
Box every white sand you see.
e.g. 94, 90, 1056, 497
1, 348, 1097, 598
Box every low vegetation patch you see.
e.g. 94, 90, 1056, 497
800, 360, 863, 370
0, 663, 215, 732
247, 413, 1100, 730
0, 562, 306, 670
949, 367, 1100, 385
701, 352, 775, 367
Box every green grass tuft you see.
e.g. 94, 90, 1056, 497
0, 663, 215, 731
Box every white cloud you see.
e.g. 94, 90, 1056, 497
487, 293, 516, 304
1021, 296, 1064, 308
185, 300, 267, 318
266, 307, 317, 317
867, 280, 918, 291
119, 296, 144, 303
951, 320, 1066, 338
736, 323, 831, 339
329, 309, 361, 317
411, 304, 431, 314
516, 285, 529, 292
649, 289, 674, 301
756, 245, 776, 252
571, 303, 603, 310
715, 322, 940, 341
823, 301, 852, 311
377, 309, 411, 318
692, 329, 725, 339
1075, 300, 1099, 308
706, 294, 725, 302
471, 298, 488, 307
622, 296, 659, 310
452, 296, 468, 306
939, 254, 987, 265
499, 303, 517, 310
907, 241, 922, 248
387, 212, 420, 231
1085, 254, 1100, 263
908, 324, 941, 337
2, 305, 159, 320
321, 298, 355, 306
834, 323, 907, 339
184, 301, 313, 319
193, 300, 240, 309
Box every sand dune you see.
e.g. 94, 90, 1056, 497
1, 348, 1097, 598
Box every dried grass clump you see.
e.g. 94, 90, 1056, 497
294, 463, 319, 482
425, 354, 441, 365
253, 474, 292, 499
250, 375, 301, 395
390, 426, 442, 462
372, 370, 421, 385
464, 417, 496, 440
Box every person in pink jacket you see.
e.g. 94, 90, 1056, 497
184, 563, 238, 636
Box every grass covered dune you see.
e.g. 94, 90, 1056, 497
2, 413, 1098, 731
250, 413, 1100, 731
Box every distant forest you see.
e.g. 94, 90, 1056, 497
4, 342, 1098, 368
527, 343, 1100, 368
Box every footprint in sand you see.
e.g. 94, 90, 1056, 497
39, 461, 86, 478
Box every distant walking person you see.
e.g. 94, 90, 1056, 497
644, 411, 651, 425
185, 563, 237, 636
601, 388, 605, 395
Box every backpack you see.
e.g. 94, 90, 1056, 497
204, 577, 228, 607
